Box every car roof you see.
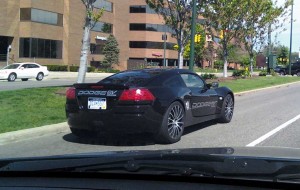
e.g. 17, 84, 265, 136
123, 68, 194, 75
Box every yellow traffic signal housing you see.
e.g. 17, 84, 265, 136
194, 34, 201, 43
220, 30, 224, 39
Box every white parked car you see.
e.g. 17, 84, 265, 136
0, 62, 49, 82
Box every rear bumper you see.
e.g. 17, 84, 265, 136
67, 105, 163, 135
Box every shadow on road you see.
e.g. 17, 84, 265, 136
63, 133, 156, 146
63, 120, 218, 146
183, 120, 218, 136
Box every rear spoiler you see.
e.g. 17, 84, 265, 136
73, 83, 130, 90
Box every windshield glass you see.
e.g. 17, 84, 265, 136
1, 0, 300, 184
2, 64, 20, 69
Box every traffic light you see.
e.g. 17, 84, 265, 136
194, 34, 201, 43
219, 30, 224, 39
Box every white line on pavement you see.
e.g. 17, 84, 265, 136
246, 114, 300, 147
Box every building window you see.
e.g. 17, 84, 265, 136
90, 43, 104, 54
94, 0, 113, 12
19, 38, 62, 59
20, 8, 63, 26
129, 41, 176, 50
129, 5, 157, 14
129, 5, 158, 14
130, 5, 146, 13
130, 23, 175, 34
92, 22, 112, 33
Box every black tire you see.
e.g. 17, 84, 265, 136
297, 72, 300, 77
156, 101, 185, 144
218, 94, 234, 123
8, 73, 16, 82
36, 72, 44, 81
21, 78, 29, 81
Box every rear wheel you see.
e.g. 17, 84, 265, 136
21, 78, 28, 81
8, 73, 16, 82
218, 94, 234, 123
36, 72, 44, 81
156, 101, 185, 144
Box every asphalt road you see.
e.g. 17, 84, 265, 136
0, 78, 104, 91
1, 82, 300, 158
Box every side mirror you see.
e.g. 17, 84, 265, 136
211, 82, 219, 88
20, 67, 24, 70
207, 82, 219, 89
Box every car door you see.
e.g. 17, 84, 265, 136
180, 73, 219, 117
28, 64, 40, 78
17, 64, 30, 78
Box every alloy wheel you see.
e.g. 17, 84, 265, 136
224, 95, 234, 121
167, 104, 184, 140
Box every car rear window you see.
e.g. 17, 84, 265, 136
99, 70, 163, 87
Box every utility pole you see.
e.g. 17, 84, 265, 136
288, 0, 293, 75
189, 0, 197, 71
163, 25, 167, 67
267, 24, 271, 73
6, 45, 11, 66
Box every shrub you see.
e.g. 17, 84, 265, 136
201, 73, 217, 80
45, 65, 68, 71
69, 66, 79, 72
259, 70, 267, 76
232, 70, 250, 77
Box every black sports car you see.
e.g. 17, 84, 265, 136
66, 69, 234, 144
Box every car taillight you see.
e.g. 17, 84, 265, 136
119, 88, 155, 101
66, 87, 76, 100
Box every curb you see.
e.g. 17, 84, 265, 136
1, 80, 300, 145
235, 81, 300, 95
0, 122, 69, 145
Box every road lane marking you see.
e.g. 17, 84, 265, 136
246, 114, 300, 147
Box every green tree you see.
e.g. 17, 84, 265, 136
183, 24, 206, 66
277, 45, 289, 65
238, 0, 290, 75
102, 35, 120, 68
146, 0, 194, 69
77, 0, 104, 83
201, 0, 248, 77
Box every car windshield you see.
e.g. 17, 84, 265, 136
2, 64, 20, 69
1, 0, 300, 186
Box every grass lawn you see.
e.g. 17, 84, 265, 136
219, 76, 300, 93
0, 87, 66, 133
0, 76, 300, 134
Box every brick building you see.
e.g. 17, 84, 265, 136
0, 0, 187, 70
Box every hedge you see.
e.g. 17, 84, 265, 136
45, 65, 96, 72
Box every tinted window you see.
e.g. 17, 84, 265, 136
180, 74, 205, 88
20, 8, 63, 26
19, 38, 62, 59
163, 75, 185, 88
92, 22, 113, 33
130, 6, 146, 13
28, 64, 39, 68
94, 0, 113, 12
100, 70, 162, 86
129, 41, 176, 50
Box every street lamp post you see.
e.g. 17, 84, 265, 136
288, 0, 293, 75
6, 45, 11, 66
189, 0, 197, 71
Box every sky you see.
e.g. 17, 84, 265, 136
272, 0, 300, 53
